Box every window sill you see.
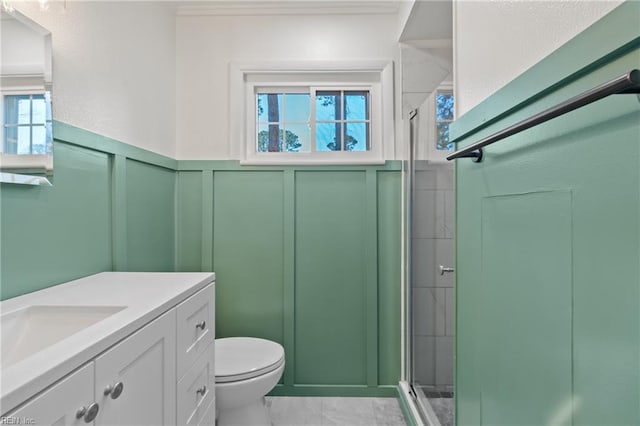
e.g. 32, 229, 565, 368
239, 158, 386, 166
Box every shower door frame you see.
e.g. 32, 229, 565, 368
405, 110, 445, 426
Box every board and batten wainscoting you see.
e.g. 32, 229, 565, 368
0, 122, 402, 397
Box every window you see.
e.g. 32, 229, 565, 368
3, 92, 53, 155
255, 89, 370, 154
435, 90, 454, 151
231, 61, 394, 164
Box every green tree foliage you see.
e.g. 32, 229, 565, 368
318, 94, 359, 151
258, 129, 302, 152
326, 134, 358, 151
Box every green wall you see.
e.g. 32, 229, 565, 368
175, 162, 402, 396
0, 123, 402, 396
452, 3, 640, 424
0, 123, 177, 300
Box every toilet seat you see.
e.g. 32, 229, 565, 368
215, 337, 285, 383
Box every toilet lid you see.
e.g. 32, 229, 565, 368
215, 337, 285, 383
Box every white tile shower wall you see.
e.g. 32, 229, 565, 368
412, 161, 454, 389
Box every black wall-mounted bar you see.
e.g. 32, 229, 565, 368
447, 69, 640, 162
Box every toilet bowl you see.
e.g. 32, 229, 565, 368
215, 337, 285, 426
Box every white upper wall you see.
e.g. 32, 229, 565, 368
175, 10, 400, 160
453, 0, 624, 116
14, 1, 177, 157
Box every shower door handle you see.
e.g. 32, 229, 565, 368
439, 265, 454, 275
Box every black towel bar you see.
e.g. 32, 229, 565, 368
447, 69, 640, 162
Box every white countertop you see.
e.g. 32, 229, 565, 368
0, 271, 215, 415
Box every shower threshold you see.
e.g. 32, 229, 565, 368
414, 386, 454, 426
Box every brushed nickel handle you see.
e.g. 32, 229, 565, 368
196, 385, 207, 396
195, 321, 206, 330
83, 403, 99, 423
439, 265, 454, 275
104, 381, 124, 399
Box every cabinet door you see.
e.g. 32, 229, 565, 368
94, 310, 176, 425
7, 363, 95, 425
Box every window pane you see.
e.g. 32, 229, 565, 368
4, 126, 18, 154
45, 121, 53, 154
32, 96, 47, 124
316, 91, 341, 121
436, 122, 453, 151
284, 93, 310, 123
45, 92, 52, 121
257, 123, 283, 152
436, 92, 454, 121
284, 124, 310, 152
4, 95, 27, 125
316, 122, 341, 151
257, 93, 283, 123
345, 122, 369, 152
17, 97, 32, 125
32, 126, 47, 154
345, 91, 368, 120
17, 127, 31, 154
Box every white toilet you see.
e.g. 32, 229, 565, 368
215, 337, 285, 426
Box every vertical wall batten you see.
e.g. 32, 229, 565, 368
283, 169, 296, 386
201, 170, 214, 272
366, 169, 379, 387
112, 154, 128, 271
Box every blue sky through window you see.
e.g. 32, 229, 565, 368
256, 89, 369, 153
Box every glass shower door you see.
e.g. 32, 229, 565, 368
408, 109, 456, 426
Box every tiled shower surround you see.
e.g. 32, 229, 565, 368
411, 161, 455, 392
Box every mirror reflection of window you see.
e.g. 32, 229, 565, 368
435, 90, 454, 151
3, 92, 53, 155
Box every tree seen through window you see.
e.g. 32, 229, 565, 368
256, 90, 369, 153
436, 91, 454, 151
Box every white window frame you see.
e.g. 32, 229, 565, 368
1, 86, 51, 155
230, 61, 394, 165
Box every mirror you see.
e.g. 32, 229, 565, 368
0, 8, 53, 186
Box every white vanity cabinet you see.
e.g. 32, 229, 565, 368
1, 274, 215, 426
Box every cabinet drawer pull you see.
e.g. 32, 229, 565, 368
104, 381, 124, 399
84, 403, 100, 423
196, 385, 207, 396
195, 321, 206, 330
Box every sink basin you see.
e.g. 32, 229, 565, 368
1, 305, 126, 368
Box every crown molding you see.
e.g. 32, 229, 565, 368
176, 1, 400, 16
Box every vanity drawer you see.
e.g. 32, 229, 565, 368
177, 342, 214, 426
176, 283, 214, 378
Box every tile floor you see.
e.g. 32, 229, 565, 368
428, 397, 453, 426
266, 396, 407, 426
